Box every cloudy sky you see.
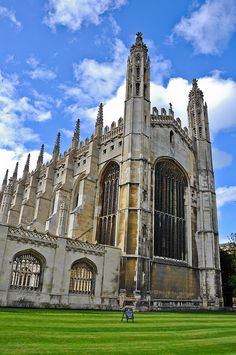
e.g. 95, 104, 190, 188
0, 0, 236, 241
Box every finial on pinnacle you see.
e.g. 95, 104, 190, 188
23, 153, 30, 177
13, 162, 18, 179
96, 103, 103, 126
136, 32, 143, 40
2, 169, 8, 188
190, 78, 203, 98
53, 132, 60, 160
72, 119, 80, 150
37, 144, 44, 168
192, 78, 198, 87
131, 31, 147, 52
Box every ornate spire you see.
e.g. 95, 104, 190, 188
72, 119, 80, 150
2, 169, 8, 189
53, 132, 60, 160
96, 103, 103, 127
23, 153, 30, 178
189, 78, 203, 99
37, 144, 44, 168
169, 103, 174, 116
131, 32, 148, 53
12, 162, 18, 180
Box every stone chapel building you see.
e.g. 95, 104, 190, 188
0, 33, 222, 309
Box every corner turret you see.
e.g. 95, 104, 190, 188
188, 79, 210, 141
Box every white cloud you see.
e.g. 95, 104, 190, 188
0, 149, 52, 186
149, 76, 236, 137
108, 14, 120, 35
216, 186, 236, 208
61, 128, 73, 138
27, 68, 56, 81
144, 38, 172, 83
151, 54, 172, 84
73, 38, 128, 102
26, 56, 56, 81
212, 147, 232, 169
64, 37, 171, 125
80, 81, 125, 127
44, 0, 126, 31
75, 72, 236, 139
0, 6, 22, 30
0, 71, 52, 151
172, 0, 236, 54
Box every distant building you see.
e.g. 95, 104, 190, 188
0, 33, 222, 309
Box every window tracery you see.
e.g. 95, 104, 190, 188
69, 260, 95, 295
10, 253, 42, 290
97, 162, 119, 246
154, 161, 187, 261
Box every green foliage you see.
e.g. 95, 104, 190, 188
0, 309, 236, 354
227, 233, 236, 296
220, 250, 233, 305
229, 275, 236, 295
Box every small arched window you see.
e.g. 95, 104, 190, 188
51, 192, 59, 215
170, 130, 174, 146
69, 260, 96, 295
10, 253, 42, 290
199, 126, 202, 138
136, 66, 140, 80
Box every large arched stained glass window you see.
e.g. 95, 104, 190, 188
97, 162, 119, 246
69, 260, 96, 295
154, 160, 187, 261
10, 253, 42, 290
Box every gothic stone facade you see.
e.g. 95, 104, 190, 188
0, 33, 222, 309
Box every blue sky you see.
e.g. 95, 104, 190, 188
0, 0, 236, 241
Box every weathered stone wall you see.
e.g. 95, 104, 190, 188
0, 224, 120, 309
151, 261, 200, 300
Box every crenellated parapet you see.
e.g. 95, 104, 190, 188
100, 118, 123, 144
151, 105, 193, 149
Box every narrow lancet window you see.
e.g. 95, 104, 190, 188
97, 162, 119, 246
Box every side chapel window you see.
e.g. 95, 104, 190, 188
69, 260, 96, 295
97, 162, 119, 246
154, 160, 187, 261
10, 253, 42, 290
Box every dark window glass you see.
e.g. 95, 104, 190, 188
154, 161, 187, 261
97, 163, 119, 246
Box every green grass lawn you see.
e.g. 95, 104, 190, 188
0, 309, 236, 354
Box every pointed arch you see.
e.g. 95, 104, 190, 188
10, 249, 45, 290
71, 173, 86, 211
154, 158, 188, 261
96, 161, 120, 246
69, 258, 97, 295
